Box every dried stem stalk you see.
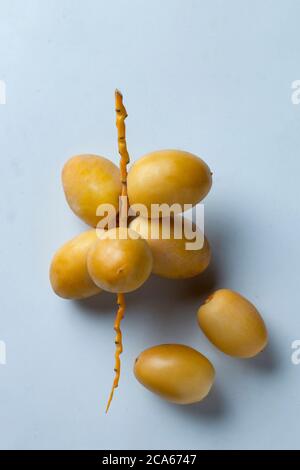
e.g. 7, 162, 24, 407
106, 90, 130, 413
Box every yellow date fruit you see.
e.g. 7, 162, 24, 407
50, 230, 101, 299
197, 289, 268, 358
134, 344, 215, 404
87, 227, 153, 293
127, 149, 212, 214
129, 215, 211, 279
62, 154, 121, 227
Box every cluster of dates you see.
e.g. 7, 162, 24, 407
50, 107, 268, 409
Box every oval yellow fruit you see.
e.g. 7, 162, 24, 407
134, 344, 215, 404
129, 215, 211, 279
127, 149, 212, 215
197, 289, 268, 358
87, 227, 153, 293
62, 154, 121, 227
50, 230, 101, 299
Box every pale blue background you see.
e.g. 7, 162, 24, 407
0, 0, 300, 450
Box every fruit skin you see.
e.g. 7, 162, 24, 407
127, 149, 212, 215
62, 154, 121, 227
197, 289, 268, 358
129, 215, 211, 279
134, 344, 215, 404
50, 230, 101, 299
87, 227, 153, 293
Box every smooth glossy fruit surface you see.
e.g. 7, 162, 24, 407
129, 215, 211, 279
197, 289, 268, 358
127, 149, 212, 215
134, 344, 215, 404
62, 154, 121, 227
50, 230, 101, 299
87, 227, 153, 293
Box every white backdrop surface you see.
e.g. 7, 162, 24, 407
0, 0, 300, 450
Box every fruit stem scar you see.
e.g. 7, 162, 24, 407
204, 293, 214, 304
105, 90, 130, 413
